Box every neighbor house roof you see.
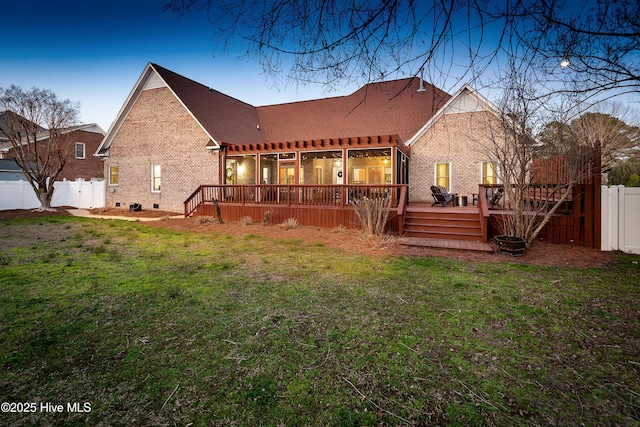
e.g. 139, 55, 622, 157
0, 112, 104, 153
96, 62, 452, 156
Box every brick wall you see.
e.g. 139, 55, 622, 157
3, 129, 104, 181
104, 87, 219, 213
60, 130, 104, 180
409, 110, 501, 202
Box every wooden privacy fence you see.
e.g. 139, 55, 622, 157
185, 184, 407, 232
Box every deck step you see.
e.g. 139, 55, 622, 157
403, 208, 484, 242
398, 237, 494, 253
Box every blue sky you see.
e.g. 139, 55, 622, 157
1, 0, 356, 131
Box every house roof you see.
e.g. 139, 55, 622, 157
257, 78, 450, 144
0, 111, 103, 152
0, 158, 23, 172
96, 63, 453, 156
152, 64, 265, 147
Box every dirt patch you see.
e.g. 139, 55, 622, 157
0, 208, 616, 268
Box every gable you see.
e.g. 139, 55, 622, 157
96, 64, 219, 156
405, 85, 500, 147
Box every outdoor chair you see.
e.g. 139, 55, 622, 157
430, 185, 457, 207
486, 186, 504, 208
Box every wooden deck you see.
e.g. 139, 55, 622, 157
397, 236, 494, 252
184, 181, 601, 249
403, 202, 487, 242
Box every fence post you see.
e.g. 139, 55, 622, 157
601, 185, 616, 251
618, 185, 626, 253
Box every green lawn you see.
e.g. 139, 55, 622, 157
0, 215, 638, 426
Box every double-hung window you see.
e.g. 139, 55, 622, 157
108, 166, 119, 185
435, 162, 451, 191
75, 142, 85, 159
482, 161, 498, 185
151, 164, 161, 192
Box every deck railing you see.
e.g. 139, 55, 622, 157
185, 184, 406, 217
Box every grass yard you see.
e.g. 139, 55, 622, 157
0, 215, 638, 426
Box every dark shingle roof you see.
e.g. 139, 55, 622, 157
152, 64, 266, 146
257, 78, 450, 143
151, 64, 451, 147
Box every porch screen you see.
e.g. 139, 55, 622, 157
435, 163, 450, 190
225, 155, 256, 185
348, 148, 391, 185
300, 151, 342, 185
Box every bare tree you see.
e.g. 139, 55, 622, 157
0, 86, 79, 211
482, 70, 601, 245
539, 105, 640, 173
506, 0, 640, 99
164, 0, 639, 99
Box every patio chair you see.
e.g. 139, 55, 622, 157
430, 185, 457, 207
486, 186, 504, 208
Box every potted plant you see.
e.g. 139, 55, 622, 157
494, 234, 527, 257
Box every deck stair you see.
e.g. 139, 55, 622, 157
402, 205, 483, 241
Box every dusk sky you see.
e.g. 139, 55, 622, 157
1, 0, 361, 131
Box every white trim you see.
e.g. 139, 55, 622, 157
434, 161, 452, 191
405, 84, 502, 147
75, 142, 86, 159
108, 165, 119, 186
94, 63, 220, 159
151, 163, 161, 193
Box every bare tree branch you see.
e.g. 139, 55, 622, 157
0, 86, 79, 211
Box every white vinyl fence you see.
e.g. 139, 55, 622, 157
0, 179, 106, 211
601, 185, 640, 254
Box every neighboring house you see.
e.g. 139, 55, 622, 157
96, 62, 504, 213
53, 124, 106, 180
0, 159, 27, 181
0, 112, 105, 181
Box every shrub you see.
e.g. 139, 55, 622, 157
608, 158, 640, 186
351, 196, 391, 237
240, 216, 253, 226
195, 215, 217, 224
280, 218, 298, 230
262, 210, 272, 226
333, 225, 347, 233
627, 173, 640, 187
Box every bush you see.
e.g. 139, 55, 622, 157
351, 196, 391, 237
608, 158, 640, 185
195, 215, 218, 224
627, 173, 640, 187
240, 216, 253, 226
280, 218, 298, 230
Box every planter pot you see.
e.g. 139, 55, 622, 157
495, 235, 527, 257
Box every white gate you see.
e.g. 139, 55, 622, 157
601, 185, 640, 254
0, 179, 106, 211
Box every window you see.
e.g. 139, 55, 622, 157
109, 166, 119, 185
151, 164, 161, 192
75, 142, 85, 159
435, 163, 451, 190
482, 161, 498, 184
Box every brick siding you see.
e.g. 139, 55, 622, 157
61, 130, 104, 180
104, 87, 219, 213
409, 110, 501, 202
